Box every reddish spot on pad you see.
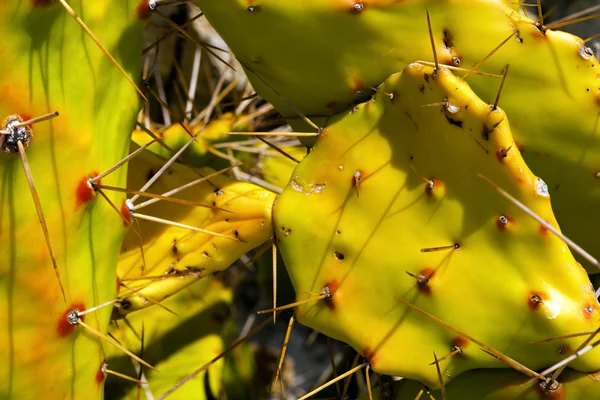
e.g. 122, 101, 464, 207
451, 336, 469, 350
425, 179, 441, 197
583, 303, 597, 320
116, 276, 121, 293
137, 0, 150, 20
31, 0, 53, 6
528, 291, 546, 311
496, 215, 514, 231
56, 302, 85, 337
535, 380, 565, 399
121, 200, 132, 227
75, 172, 99, 208
95, 362, 106, 385
417, 268, 435, 294
363, 346, 376, 367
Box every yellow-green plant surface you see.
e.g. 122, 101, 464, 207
106, 277, 234, 399
196, 0, 600, 270
0, 1, 144, 399
115, 147, 275, 316
274, 64, 600, 388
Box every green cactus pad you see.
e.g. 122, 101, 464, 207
115, 146, 275, 317
196, 0, 600, 271
0, 1, 145, 399
131, 112, 253, 167
105, 277, 234, 399
273, 64, 600, 388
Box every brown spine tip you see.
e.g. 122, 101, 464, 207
528, 291, 545, 310
120, 200, 132, 227
57, 302, 85, 337
75, 172, 99, 209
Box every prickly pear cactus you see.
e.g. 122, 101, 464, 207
385, 368, 600, 399
105, 277, 235, 400
196, 0, 600, 271
0, 1, 145, 399
131, 112, 252, 167
273, 64, 600, 388
115, 146, 275, 317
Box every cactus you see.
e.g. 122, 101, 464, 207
273, 63, 600, 387
105, 275, 249, 399
115, 145, 275, 317
195, 0, 600, 270
0, 1, 145, 398
357, 368, 600, 399
131, 112, 253, 168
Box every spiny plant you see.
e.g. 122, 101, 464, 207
272, 63, 600, 390
3, 1, 600, 399
358, 368, 600, 399
194, 0, 600, 271
0, 1, 146, 398
105, 276, 240, 399
113, 145, 275, 316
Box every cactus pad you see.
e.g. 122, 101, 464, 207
0, 1, 144, 398
273, 64, 600, 387
115, 146, 275, 317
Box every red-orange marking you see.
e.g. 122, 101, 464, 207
363, 346, 376, 367
137, 0, 150, 20
56, 302, 85, 337
116, 276, 121, 293
535, 381, 565, 399
75, 172, 99, 209
582, 303, 597, 320
496, 215, 514, 231
417, 268, 435, 294
95, 362, 106, 385
528, 291, 546, 311
121, 200, 132, 227
425, 178, 441, 197
451, 336, 469, 350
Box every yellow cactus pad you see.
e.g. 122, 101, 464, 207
196, 0, 600, 271
115, 147, 275, 317
273, 64, 600, 388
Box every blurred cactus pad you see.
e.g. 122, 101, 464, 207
1, 0, 600, 399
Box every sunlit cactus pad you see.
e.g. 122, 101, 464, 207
115, 147, 275, 316
196, 0, 600, 270
273, 64, 600, 387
